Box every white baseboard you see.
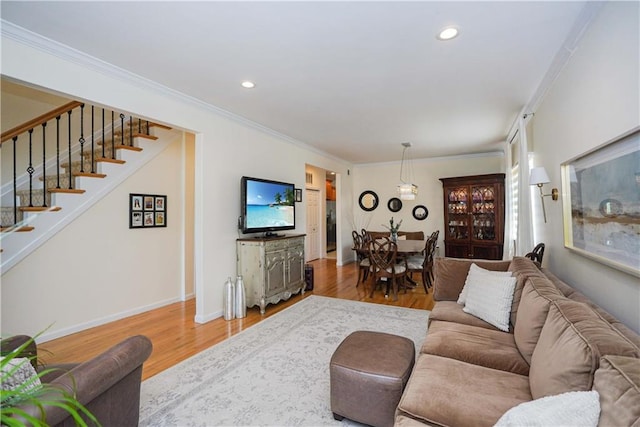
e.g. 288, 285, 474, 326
194, 310, 223, 324
38, 296, 183, 343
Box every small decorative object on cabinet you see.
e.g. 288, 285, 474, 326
236, 234, 306, 314
440, 174, 505, 260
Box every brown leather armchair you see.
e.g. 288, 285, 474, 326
2, 334, 152, 426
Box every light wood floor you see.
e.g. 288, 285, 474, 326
39, 258, 435, 380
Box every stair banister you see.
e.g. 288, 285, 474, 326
0, 101, 83, 144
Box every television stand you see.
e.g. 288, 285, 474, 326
264, 232, 281, 238
237, 234, 306, 314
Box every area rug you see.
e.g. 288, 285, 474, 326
139, 295, 429, 426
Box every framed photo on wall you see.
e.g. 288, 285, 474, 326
130, 193, 167, 229
560, 126, 640, 277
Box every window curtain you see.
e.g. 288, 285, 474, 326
516, 117, 534, 255
504, 117, 534, 258
504, 131, 518, 259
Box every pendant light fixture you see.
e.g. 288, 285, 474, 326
398, 142, 418, 200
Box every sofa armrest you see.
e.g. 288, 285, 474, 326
14, 335, 153, 426
433, 258, 512, 301
1, 335, 38, 370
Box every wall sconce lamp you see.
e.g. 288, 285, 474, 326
529, 166, 559, 223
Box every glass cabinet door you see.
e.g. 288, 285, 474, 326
446, 187, 469, 240
471, 185, 497, 241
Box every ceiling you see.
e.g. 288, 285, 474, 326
1, 1, 590, 164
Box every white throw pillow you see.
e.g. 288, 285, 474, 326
1, 356, 41, 392
457, 263, 513, 305
462, 273, 516, 331
494, 391, 600, 427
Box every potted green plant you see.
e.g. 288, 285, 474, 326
1, 334, 99, 427
383, 217, 402, 242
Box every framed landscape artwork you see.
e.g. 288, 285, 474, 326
560, 126, 640, 277
130, 193, 167, 229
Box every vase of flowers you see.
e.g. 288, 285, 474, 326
383, 217, 402, 242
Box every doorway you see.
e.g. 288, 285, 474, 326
325, 172, 337, 259
306, 188, 321, 261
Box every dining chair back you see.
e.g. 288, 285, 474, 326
422, 233, 439, 288
406, 231, 439, 293
403, 231, 425, 240
352, 230, 371, 286
525, 243, 545, 266
367, 237, 407, 301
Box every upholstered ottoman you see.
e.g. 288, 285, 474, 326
330, 330, 416, 427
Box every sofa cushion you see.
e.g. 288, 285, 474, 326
541, 268, 640, 349
514, 276, 565, 364
457, 263, 513, 305
394, 414, 434, 427
1, 356, 41, 392
428, 301, 499, 331
593, 355, 640, 427
421, 320, 529, 375
507, 257, 545, 328
433, 258, 511, 301
529, 299, 640, 399
494, 391, 600, 427
463, 273, 516, 332
397, 354, 531, 427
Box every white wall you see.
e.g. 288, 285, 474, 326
2, 136, 185, 339
352, 154, 504, 259
529, 1, 640, 332
1, 30, 351, 337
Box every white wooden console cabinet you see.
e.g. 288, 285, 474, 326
236, 234, 306, 314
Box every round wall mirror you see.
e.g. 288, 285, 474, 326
358, 190, 379, 212
387, 197, 402, 212
413, 205, 429, 220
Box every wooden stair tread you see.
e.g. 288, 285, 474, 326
95, 157, 126, 164
49, 188, 85, 194
73, 172, 107, 178
19, 206, 62, 212
118, 144, 144, 151
134, 133, 158, 141
39, 172, 107, 181
96, 142, 145, 151
1, 226, 34, 232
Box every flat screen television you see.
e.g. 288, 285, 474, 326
240, 176, 296, 236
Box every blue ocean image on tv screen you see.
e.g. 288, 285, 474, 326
246, 180, 294, 228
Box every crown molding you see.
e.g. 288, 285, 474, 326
356, 150, 504, 168
1, 20, 350, 166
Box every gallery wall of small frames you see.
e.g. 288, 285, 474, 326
129, 193, 167, 228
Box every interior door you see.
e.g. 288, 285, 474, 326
306, 189, 321, 261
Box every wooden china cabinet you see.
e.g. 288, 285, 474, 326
440, 173, 505, 260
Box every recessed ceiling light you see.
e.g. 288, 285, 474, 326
437, 27, 459, 41
241, 81, 256, 89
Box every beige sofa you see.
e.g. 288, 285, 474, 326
395, 257, 640, 427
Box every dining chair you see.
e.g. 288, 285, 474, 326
422, 234, 439, 289
406, 232, 439, 293
367, 237, 407, 301
352, 230, 371, 287
525, 243, 545, 266
403, 231, 425, 241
